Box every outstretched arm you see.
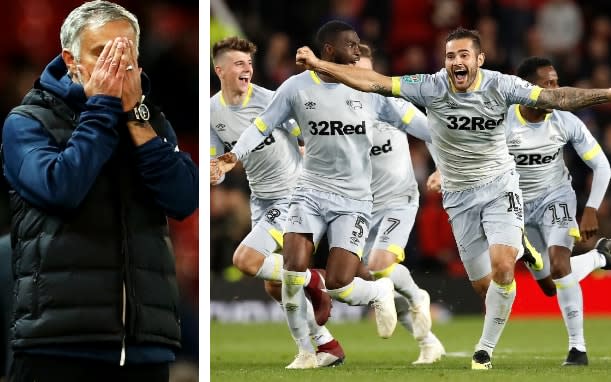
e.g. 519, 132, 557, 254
536, 87, 611, 111
296, 46, 393, 96
578, 143, 611, 241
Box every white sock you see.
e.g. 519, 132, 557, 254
554, 273, 586, 352
282, 270, 314, 353
305, 297, 334, 346
570, 249, 606, 282
304, 269, 312, 286
476, 280, 516, 355
373, 264, 422, 306
327, 277, 386, 306
394, 293, 414, 333
395, 294, 438, 345
254, 253, 283, 281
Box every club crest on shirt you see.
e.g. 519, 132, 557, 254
401, 74, 423, 84
483, 100, 500, 110
216, 123, 226, 131
346, 100, 363, 110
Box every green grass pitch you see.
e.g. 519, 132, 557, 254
211, 316, 611, 381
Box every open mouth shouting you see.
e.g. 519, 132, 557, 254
453, 67, 468, 86
238, 74, 251, 86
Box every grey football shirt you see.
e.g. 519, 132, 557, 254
233, 70, 414, 201
210, 83, 302, 199
506, 104, 609, 207
392, 68, 542, 191
371, 102, 428, 212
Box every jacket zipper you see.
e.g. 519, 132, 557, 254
32, 271, 40, 317
120, 283, 126, 366
119, 176, 130, 366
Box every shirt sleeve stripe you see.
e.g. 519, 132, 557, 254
402, 106, 416, 124
254, 117, 268, 133
529, 86, 543, 101
391, 77, 401, 96
568, 228, 581, 241
210, 147, 217, 157
309, 70, 321, 85
291, 126, 301, 136
583, 144, 602, 161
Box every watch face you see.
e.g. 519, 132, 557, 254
138, 104, 150, 121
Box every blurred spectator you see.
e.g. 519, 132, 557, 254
263, 32, 296, 87
324, 0, 365, 27
536, 0, 583, 57
360, 0, 392, 56
387, 0, 436, 59
210, 186, 251, 274
393, 45, 431, 76
496, 0, 538, 68
524, 25, 546, 60
476, 16, 511, 73
431, 0, 462, 29
416, 191, 460, 273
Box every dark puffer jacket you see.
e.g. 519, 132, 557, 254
2, 55, 198, 351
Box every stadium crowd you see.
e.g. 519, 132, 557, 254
210, 0, 611, 278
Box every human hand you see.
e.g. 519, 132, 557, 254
296, 46, 320, 70
210, 159, 223, 184
426, 169, 442, 193
121, 39, 143, 112
579, 207, 598, 241
79, 37, 129, 99
217, 152, 238, 173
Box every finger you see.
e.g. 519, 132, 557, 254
102, 38, 120, 72
109, 41, 126, 75
218, 163, 230, 173
117, 53, 129, 78
94, 40, 113, 72
76, 64, 91, 84
128, 39, 139, 68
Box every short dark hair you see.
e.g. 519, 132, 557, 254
516, 56, 554, 82
315, 20, 355, 54
212, 36, 257, 63
446, 27, 481, 52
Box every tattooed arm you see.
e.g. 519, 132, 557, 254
536, 87, 611, 111
296, 46, 393, 95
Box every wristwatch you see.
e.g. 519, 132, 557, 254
127, 100, 150, 123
